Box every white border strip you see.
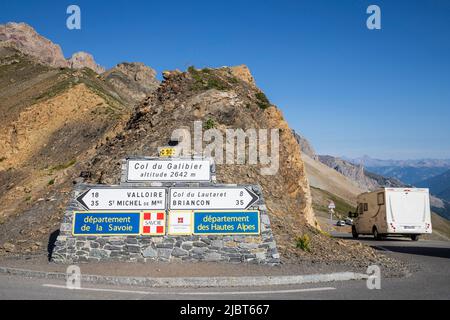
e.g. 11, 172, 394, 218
0, 266, 368, 288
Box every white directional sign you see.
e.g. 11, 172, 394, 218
76, 188, 166, 210
169, 187, 259, 210
328, 201, 336, 210
126, 159, 211, 182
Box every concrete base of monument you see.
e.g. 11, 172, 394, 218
0, 255, 371, 288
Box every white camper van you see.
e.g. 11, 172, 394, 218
351, 188, 432, 241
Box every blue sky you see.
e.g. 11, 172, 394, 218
2, 0, 450, 160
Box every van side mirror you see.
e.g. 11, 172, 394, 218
348, 211, 358, 218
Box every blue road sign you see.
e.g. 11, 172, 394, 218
193, 211, 260, 235
73, 212, 141, 236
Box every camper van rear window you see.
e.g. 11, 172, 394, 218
377, 192, 385, 205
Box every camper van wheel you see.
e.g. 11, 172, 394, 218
352, 226, 359, 239
410, 235, 419, 241
373, 227, 382, 240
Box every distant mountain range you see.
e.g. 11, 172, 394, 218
344, 155, 450, 185
346, 155, 450, 168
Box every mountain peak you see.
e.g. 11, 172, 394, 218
68, 51, 105, 74
0, 21, 67, 68
229, 65, 256, 86
0, 22, 105, 74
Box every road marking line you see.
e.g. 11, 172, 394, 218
42, 284, 150, 295
42, 284, 335, 295
186, 287, 336, 295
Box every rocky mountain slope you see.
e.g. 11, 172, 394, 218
0, 26, 159, 254
416, 170, 450, 220
318, 155, 405, 191
417, 169, 450, 201
294, 131, 407, 191
302, 154, 362, 205
293, 134, 406, 192
0, 47, 130, 254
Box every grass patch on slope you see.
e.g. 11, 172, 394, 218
255, 91, 271, 109
49, 159, 76, 171
188, 66, 231, 91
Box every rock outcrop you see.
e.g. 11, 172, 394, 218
229, 65, 256, 86
0, 22, 67, 68
318, 155, 405, 191
103, 62, 160, 103
68, 51, 105, 74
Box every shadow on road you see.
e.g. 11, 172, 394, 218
334, 234, 412, 242
333, 233, 450, 259
374, 245, 450, 259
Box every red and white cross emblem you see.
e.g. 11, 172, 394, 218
142, 211, 165, 235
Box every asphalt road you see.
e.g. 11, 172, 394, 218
0, 235, 449, 300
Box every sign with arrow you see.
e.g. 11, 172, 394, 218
76, 187, 166, 211
169, 187, 259, 210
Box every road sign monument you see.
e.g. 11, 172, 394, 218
52, 156, 279, 265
